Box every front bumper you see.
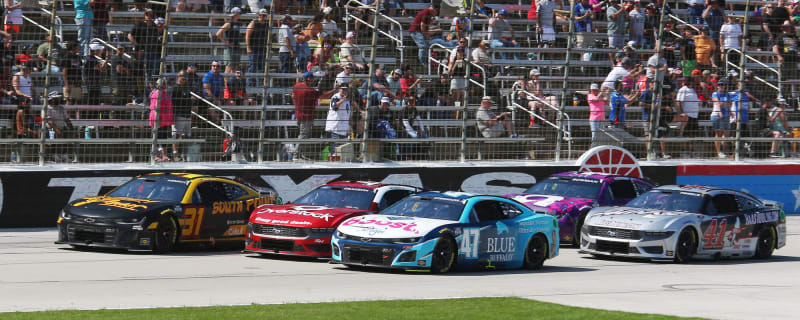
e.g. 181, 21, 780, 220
55, 220, 154, 250
245, 231, 333, 257
330, 235, 436, 270
579, 227, 678, 260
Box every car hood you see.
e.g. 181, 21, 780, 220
337, 215, 452, 238
585, 206, 697, 230
250, 204, 371, 228
505, 193, 594, 213
66, 196, 178, 219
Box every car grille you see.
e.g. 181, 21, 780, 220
590, 226, 642, 240
252, 224, 308, 237
67, 225, 115, 244
641, 246, 664, 254
596, 240, 630, 254
343, 244, 394, 266
259, 238, 295, 251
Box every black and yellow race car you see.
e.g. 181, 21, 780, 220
56, 173, 279, 252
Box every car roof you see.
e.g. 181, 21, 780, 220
325, 181, 389, 189
654, 184, 727, 195
412, 191, 477, 200
552, 171, 627, 180
140, 172, 211, 181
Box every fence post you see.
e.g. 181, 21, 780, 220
460, 0, 477, 163
38, 0, 59, 166
150, 1, 172, 165
360, 2, 380, 162
258, 6, 276, 163
557, 0, 578, 161
734, 0, 752, 162
648, 0, 670, 161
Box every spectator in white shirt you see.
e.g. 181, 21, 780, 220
719, 15, 743, 67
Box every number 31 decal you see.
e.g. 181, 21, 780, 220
459, 228, 480, 259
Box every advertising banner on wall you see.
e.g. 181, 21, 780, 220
676, 164, 800, 215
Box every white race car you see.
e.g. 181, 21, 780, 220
580, 185, 787, 263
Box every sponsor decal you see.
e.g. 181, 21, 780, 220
72, 196, 157, 211
744, 211, 779, 225
227, 219, 246, 225
519, 220, 549, 226
577, 145, 643, 178
246, 197, 275, 212
459, 227, 481, 259
255, 217, 271, 224
341, 218, 419, 233
496, 222, 510, 235
261, 206, 335, 222
487, 237, 515, 253
593, 220, 642, 229
212, 201, 244, 215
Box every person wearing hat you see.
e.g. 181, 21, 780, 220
217, 7, 243, 75
762, 0, 790, 46
694, 26, 718, 70
476, 96, 516, 138
602, 56, 640, 97
245, 8, 270, 87
224, 70, 249, 106
335, 63, 353, 88
247, 1, 270, 13
606, 0, 628, 62
587, 83, 606, 142
149, 77, 175, 161
60, 41, 84, 106
326, 83, 353, 144
360, 67, 397, 106
710, 80, 732, 158
321, 7, 340, 37
408, 4, 439, 64
339, 31, 366, 70
84, 43, 108, 107
773, 20, 799, 94
687, 0, 705, 25
675, 76, 701, 157
768, 98, 793, 157
386, 68, 403, 98
702, 0, 726, 46
368, 96, 399, 140
629, 0, 646, 48
203, 61, 225, 123
720, 15, 743, 67
574, 0, 594, 49
128, 8, 161, 82
11, 62, 33, 104
450, 8, 471, 41
472, 40, 496, 75
292, 71, 335, 160
489, 7, 520, 60
278, 14, 297, 82
679, 27, 697, 77
109, 45, 132, 106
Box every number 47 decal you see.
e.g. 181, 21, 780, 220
459, 228, 480, 259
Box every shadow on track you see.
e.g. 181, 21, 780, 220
329, 265, 596, 275
242, 252, 329, 263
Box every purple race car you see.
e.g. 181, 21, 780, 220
504, 171, 654, 246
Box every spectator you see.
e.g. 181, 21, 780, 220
720, 15, 743, 67
449, 37, 469, 65
675, 77, 701, 157
225, 70, 248, 106
769, 98, 793, 157
476, 96, 516, 138
643, 3, 659, 48
575, 0, 594, 49
308, 42, 334, 73
587, 83, 606, 142
386, 0, 406, 17
368, 96, 399, 138
472, 39, 497, 76
185, 63, 203, 95
335, 63, 353, 87
45, 92, 74, 139
202, 61, 225, 123
400, 67, 422, 101
590, 0, 607, 25
73, 0, 94, 56
293, 71, 334, 160
606, 0, 628, 63
773, 20, 798, 94
278, 15, 296, 79
61, 42, 84, 106
11, 63, 32, 104
687, 0, 705, 25
537, 0, 559, 47
679, 27, 697, 76
128, 9, 161, 82
247, 0, 269, 13
360, 67, 396, 106
694, 26, 718, 70
710, 80, 731, 158
386, 68, 402, 98
305, 14, 324, 45
431, 72, 451, 107
703, 0, 726, 47
638, 78, 654, 124
623, 41, 640, 65
647, 42, 667, 84
35, 35, 53, 70
408, 5, 438, 64
294, 24, 312, 73
225, 0, 244, 13
450, 9, 470, 41
4, 0, 22, 35
401, 96, 426, 138
729, 81, 753, 151
245, 8, 269, 87
602, 57, 636, 97
609, 79, 637, 129
762, 1, 790, 47
321, 7, 340, 37
628, 1, 646, 48
15, 97, 37, 138
92, 0, 110, 41
85, 43, 108, 107
490, 9, 520, 60
171, 71, 194, 161
339, 31, 366, 70
326, 84, 352, 142
447, 48, 468, 108
473, 0, 490, 19
150, 78, 173, 161
217, 7, 243, 74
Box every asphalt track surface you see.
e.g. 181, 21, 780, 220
1, 217, 799, 319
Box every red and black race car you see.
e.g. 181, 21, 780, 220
56, 173, 279, 252
244, 181, 422, 257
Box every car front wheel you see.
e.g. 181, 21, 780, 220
674, 228, 696, 263
430, 237, 456, 273
154, 214, 178, 253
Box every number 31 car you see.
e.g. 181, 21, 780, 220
580, 185, 787, 262
332, 192, 559, 273
56, 173, 279, 252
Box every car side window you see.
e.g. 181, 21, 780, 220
196, 181, 229, 203
633, 180, 653, 195
378, 189, 413, 210
191, 189, 202, 204
710, 194, 739, 215
498, 202, 523, 219
609, 179, 637, 200
735, 196, 760, 213
473, 200, 507, 222
223, 182, 249, 200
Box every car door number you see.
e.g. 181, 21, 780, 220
459, 228, 480, 259
180, 207, 205, 237
702, 219, 727, 249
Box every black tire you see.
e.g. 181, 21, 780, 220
572, 213, 587, 247
674, 228, 696, 263
523, 234, 548, 270
754, 227, 776, 259
430, 237, 456, 273
69, 245, 89, 250
153, 214, 178, 253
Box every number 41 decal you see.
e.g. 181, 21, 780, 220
459, 228, 480, 259
703, 219, 727, 248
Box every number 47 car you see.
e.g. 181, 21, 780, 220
580, 185, 787, 262
332, 192, 559, 273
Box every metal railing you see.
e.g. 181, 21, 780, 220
345, 0, 405, 64
190, 92, 234, 136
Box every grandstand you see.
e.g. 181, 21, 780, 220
1, 0, 798, 164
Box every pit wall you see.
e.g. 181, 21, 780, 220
0, 164, 796, 227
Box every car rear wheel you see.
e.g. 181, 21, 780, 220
674, 228, 696, 264
754, 227, 776, 259
154, 215, 178, 253
573, 213, 587, 247
523, 234, 548, 270
430, 237, 456, 274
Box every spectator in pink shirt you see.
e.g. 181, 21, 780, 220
587, 83, 607, 142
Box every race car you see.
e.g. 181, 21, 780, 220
56, 173, 279, 252
244, 181, 422, 257
504, 171, 653, 246
331, 192, 559, 273
580, 185, 787, 262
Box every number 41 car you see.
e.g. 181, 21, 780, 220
332, 192, 559, 273
580, 185, 787, 262
56, 173, 279, 252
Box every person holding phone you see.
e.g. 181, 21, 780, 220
476, 96, 517, 138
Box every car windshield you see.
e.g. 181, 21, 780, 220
380, 196, 465, 221
626, 190, 705, 213
107, 178, 189, 201
524, 177, 602, 199
293, 186, 375, 209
